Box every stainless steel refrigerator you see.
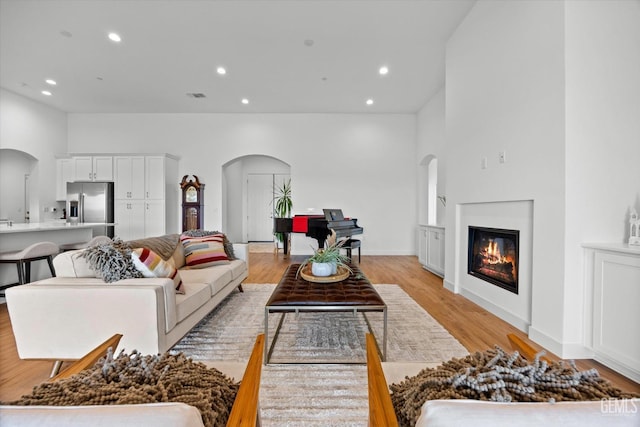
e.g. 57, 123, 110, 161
66, 181, 115, 238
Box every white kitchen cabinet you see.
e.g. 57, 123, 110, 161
115, 199, 145, 241
114, 156, 145, 199
417, 226, 428, 266
144, 156, 166, 200
73, 156, 113, 181
112, 154, 178, 239
418, 225, 445, 277
55, 158, 75, 201
144, 199, 166, 237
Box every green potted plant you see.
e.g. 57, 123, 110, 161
272, 179, 292, 244
297, 239, 352, 277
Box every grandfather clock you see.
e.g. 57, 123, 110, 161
180, 175, 205, 231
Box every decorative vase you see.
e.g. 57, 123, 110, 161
311, 262, 333, 277
330, 261, 337, 275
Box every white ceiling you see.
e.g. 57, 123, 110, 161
0, 0, 475, 114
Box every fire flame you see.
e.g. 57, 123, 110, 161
482, 240, 512, 265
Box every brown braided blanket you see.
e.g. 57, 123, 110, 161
390, 346, 639, 427
4, 349, 239, 427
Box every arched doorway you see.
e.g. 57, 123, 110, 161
0, 149, 37, 223
418, 154, 438, 225
222, 155, 291, 243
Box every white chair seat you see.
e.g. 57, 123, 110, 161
0, 241, 59, 295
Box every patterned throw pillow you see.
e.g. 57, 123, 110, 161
131, 247, 185, 294
180, 233, 230, 269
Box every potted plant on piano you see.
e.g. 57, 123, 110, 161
272, 179, 292, 248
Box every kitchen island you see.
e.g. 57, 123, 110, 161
0, 222, 113, 287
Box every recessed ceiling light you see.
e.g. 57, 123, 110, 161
216, 67, 226, 75
366, 99, 374, 106
241, 98, 249, 105
108, 33, 121, 42
379, 66, 389, 75
41, 90, 52, 96
45, 79, 57, 86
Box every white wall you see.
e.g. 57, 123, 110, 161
563, 0, 640, 353
441, 0, 640, 358
0, 88, 67, 222
67, 113, 417, 255
444, 0, 568, 352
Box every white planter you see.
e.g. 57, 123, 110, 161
311, 262, 333, 277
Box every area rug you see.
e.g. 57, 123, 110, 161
172, 284, 468, 426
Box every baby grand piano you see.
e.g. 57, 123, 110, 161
273, 209, 363, 255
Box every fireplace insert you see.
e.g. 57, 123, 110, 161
468, 226, 519, 294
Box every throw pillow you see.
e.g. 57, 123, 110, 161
131, 247, 185, 294
181, 229, 236, 260
80, 238, 143, 283
180, 234, 230, 269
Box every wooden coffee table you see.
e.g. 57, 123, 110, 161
264, 263, 387, 364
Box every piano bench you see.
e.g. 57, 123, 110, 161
341, 239, 361, 263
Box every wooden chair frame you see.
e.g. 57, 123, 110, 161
48, 333, 265, 427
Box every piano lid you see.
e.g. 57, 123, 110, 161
323, 209, 345, 221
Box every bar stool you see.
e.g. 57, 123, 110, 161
341, 238, 361, 263
59, 235, 112, 251
0, 241, 59, 296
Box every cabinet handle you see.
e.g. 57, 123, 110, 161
146, 203, 149, 210
89, 173, 92, 179
146, 191, 149, 198
93, 172, 96, 180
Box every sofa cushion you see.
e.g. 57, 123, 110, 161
180, 234, 230, 269
0, 403, 205, 427
178, 266, 233, 295
175, 282, 212, 323
132, 247, 185, 294
227, 259, 247, 280
52, 250, 98, 278
415, 399, 640, 427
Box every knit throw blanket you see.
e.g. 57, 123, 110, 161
127, 233, 180, 260
390, 346, 640, 427
5, 349, 239, 427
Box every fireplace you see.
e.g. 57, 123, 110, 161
468, 226, 519, 294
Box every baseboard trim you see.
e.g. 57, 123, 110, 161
526, 327, 593, 360
443, 279, 456, 293
459, 288, 529, 333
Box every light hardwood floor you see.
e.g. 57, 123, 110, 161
1, 253, 638, 402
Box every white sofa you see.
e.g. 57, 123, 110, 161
5, 239, 248, 360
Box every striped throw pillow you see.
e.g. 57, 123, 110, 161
131, 247, 185, 294
180, 233, 230, 269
